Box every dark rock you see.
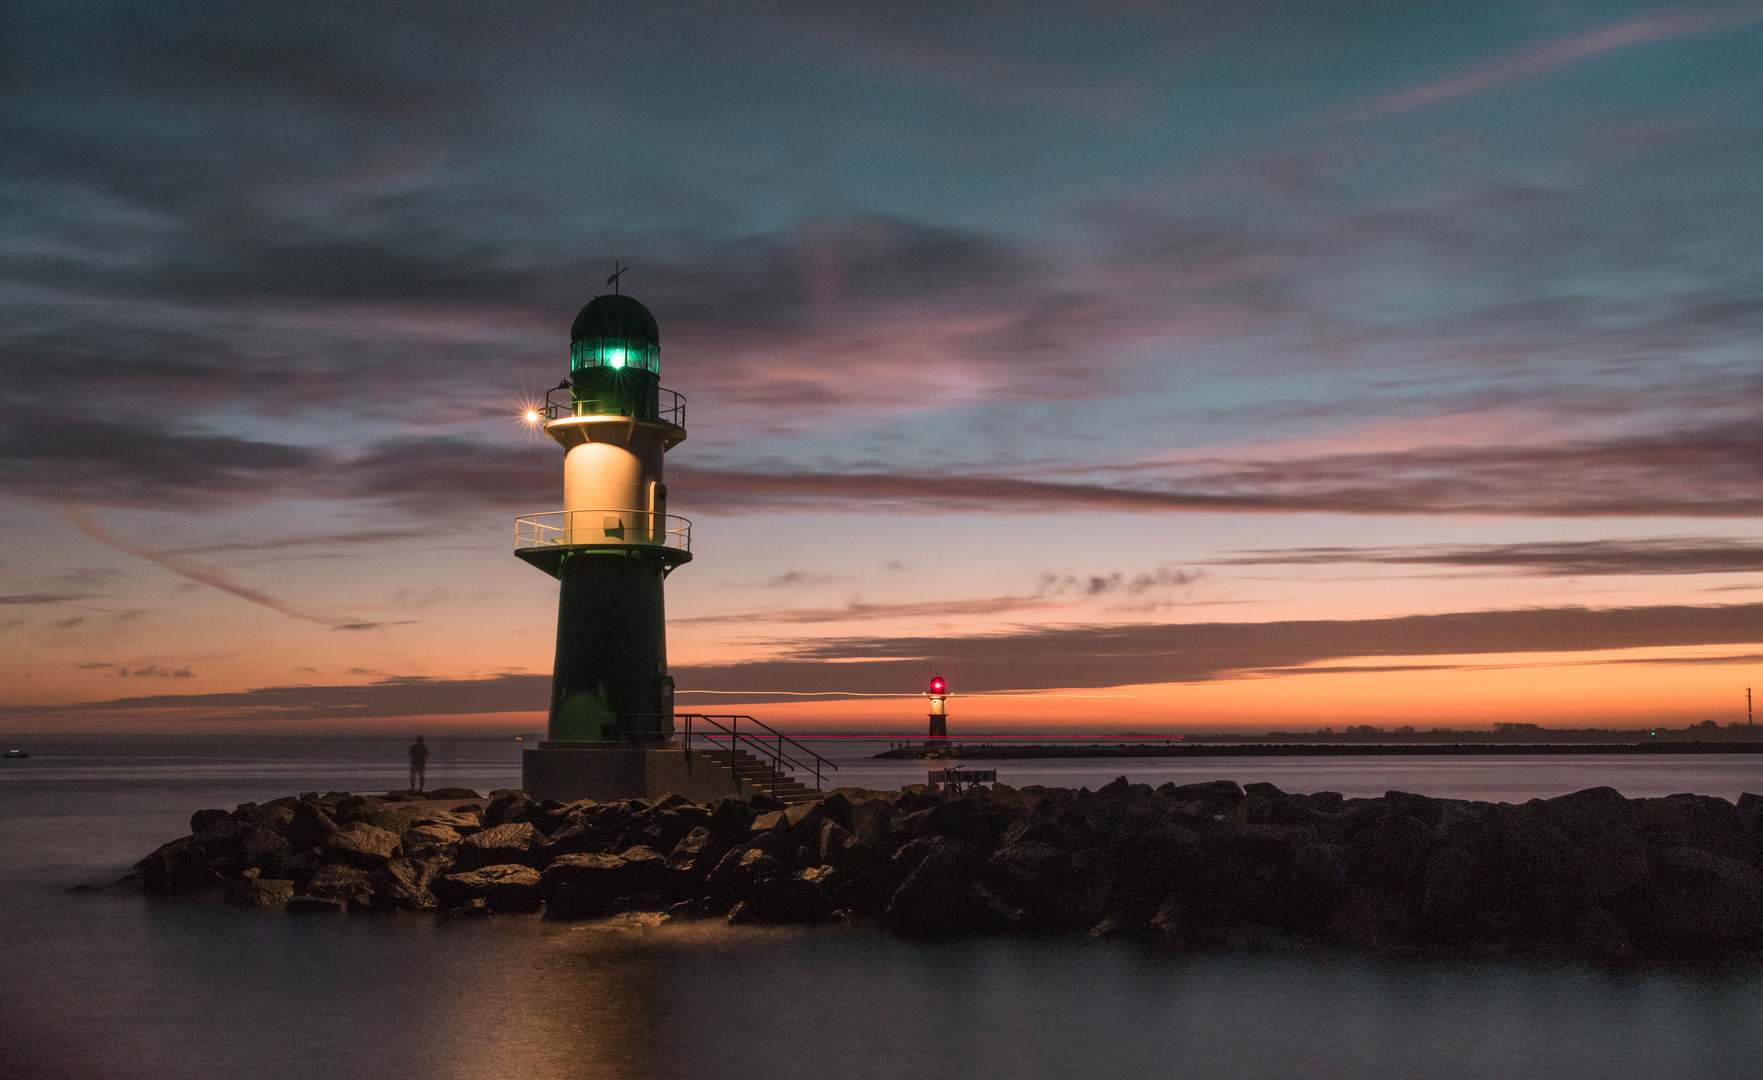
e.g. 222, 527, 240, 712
136, 837, 221, 894
234, 827, 294, 876
886, 846, 1021, 936
667, 826, 727, 875
725, 867, 836, 925
191, 808, 232, 835
372, 857, 446, 910
280, 801, 340, 850
305, 864, 374, 909
484, 792, 535, 828
229, 878, 295, 908
323, 823, 401, 867
401, 823, 462, 856
424, 787, 480, 800
543, 852, 664, 919
454, 821, 540, 869
1636, 846, 1763, 946
1159, 780, 1244, 802
436, 864, 543, 913
286, 895, 347, 914
990, 841, 1102, 932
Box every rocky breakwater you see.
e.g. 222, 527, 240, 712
125, 779, 1763, 965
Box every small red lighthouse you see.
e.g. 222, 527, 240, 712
926, 675, 949, 742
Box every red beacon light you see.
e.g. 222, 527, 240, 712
928, 676, 946, 695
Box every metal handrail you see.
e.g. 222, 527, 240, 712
544, 385, 685, 426
515, 510, 692, 552
676, 713, 839, 795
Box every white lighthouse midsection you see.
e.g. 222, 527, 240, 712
562, 436, 664, 545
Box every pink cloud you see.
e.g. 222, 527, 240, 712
1336, 3, 1763, 123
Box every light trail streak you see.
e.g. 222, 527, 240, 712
674, 690, 1138, 699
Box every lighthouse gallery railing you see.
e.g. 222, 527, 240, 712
542, 385, 686, 426
515, 510, 692, 552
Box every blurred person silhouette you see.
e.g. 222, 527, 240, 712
408, 735, 429, 792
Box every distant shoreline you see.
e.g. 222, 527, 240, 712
876, 741, 1763, 759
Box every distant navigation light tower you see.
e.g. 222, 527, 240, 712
926, 674, 949, 743
516, 288, 691, 799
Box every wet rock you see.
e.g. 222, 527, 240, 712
424, 787, 480, 801
372, 857, 447, 911
454, 822, 540, 869
229, 878, 295, 908
323, 823, 401, 867
401, 823, 462, 856
286, 895, 347, 914
484, 792, 535, 828
234, 827, 294, 876
136, 837, 221, 894
305, 864, 374, 909
543, 852, 662, 919
1638, 846, 1763, 946
280, 801, 340, 850
886, 846, 1021, 936
191, 808, 232, 834
436, 864, 542, 913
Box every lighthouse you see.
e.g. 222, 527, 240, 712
516, 287, 693, 799
926, 675, 949, 742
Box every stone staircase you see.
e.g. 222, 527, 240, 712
703, 745, 821, 805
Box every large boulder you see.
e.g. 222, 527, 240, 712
1634, 846, 1763, 948
304, 863, 374, 909
280, 801, 340, 850
483, 792, 535, 828
454, 822, 540, 869
542, 852, 664, 919
436, 864, 542, 913
371, 856, 447, 910
886, 846, 1022, 936
135, 837, 221, 894
228, 877, 295, 908
190, 808, 232, 834
401, 823, 462, 856
323, 823, 401, 868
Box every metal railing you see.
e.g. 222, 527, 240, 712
515, 509, 692, 552
677, 713, 839, 796
543, 385, 686, 426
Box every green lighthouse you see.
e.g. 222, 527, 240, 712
516, 291, 691, 789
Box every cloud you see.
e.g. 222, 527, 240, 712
674, 601, 1763, 694
19, 602, 1760, 721
0, 593, 93, 605
1335, 3, 1763, 123
65, 508, 397, 630
761, 571, 846, 588
0, 402, 319, 510
2, 672, 551, 724
1037, 568, 1203, 596
1214, 537, 1763, 576
666, 420, 1762, 518
677, 594, 1068, 626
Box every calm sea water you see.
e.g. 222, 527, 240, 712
4, 734, 1763, 1080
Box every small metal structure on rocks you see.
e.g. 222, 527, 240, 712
929, 767, 995, 793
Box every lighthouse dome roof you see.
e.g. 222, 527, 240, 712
571, 294, 659, 346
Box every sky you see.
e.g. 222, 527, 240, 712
1, 0, 1759, 735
